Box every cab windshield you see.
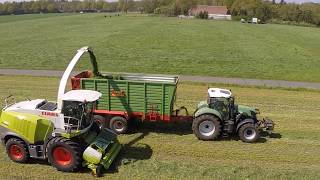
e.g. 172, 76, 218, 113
62, 101, 95, 131
207, 95, 234, 120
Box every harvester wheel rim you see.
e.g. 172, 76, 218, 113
244, 127, 256, 140
199, 120, 215, 137
9, 144, 24, 160
53, 146, 72, 166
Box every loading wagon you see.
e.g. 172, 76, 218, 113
68, 47, 274, 142
71, 71, 192, 133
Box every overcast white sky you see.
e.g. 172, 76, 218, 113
0, 0, 319, 4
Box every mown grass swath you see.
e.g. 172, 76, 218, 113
0, 75, 319, 179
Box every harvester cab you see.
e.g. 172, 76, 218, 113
0, 47, 121, 177
193, 88, 274, 143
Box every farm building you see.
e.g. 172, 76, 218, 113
189, 5, 231, 20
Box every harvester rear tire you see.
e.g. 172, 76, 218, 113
6, 138, 29, 163
109, 116, 128, 134
46, 137, 82, 172
192, 115, 221, 141
238, 123, 260, 143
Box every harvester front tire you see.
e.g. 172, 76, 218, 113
192, 115, 221, 141
6, 138, 29, 163
46, 137, 82, 172
238, 123, 260, 143
109, 116, 128, 134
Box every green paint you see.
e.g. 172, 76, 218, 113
83, 129, 121, 171
0, 111, 53, 144
80, 74, 177, 119
238, 105, 256, 117
194, 106, 222, 120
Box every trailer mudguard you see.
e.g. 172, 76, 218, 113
194, 107, 222, 120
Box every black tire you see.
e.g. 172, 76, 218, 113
192, 115, 221, 141
238, 123, 260, 143
5, 138, 29, 163
109, 116, 128, 134
94, 115, 107, 130
96, 164, 104, 177
46, 137, 82, 172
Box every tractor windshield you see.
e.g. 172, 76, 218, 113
62, 101, 95, 131
208, 97, 230, 120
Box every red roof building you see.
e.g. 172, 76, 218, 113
189, 5, 228, 16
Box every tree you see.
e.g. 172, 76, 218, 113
47, 3, 56, 13
30, 1, 40, 13
118, 0, 128, 13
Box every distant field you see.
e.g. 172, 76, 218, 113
0, 13, 319, 82
0, 75, 320, 179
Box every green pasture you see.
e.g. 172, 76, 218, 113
0, 13, 319, 82
0, 75, 319, 179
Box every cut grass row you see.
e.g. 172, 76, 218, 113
0, 13, 319, 82
0, 75, 320, 179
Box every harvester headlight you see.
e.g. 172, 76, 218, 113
83, 146, 102, 164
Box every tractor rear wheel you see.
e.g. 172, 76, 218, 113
192, 115, 221, 141
109, 116, 128, 134
46, 137, 82, 172
6, 138, 29, 163
238, 123, 260, 143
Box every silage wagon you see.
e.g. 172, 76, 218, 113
71, 71, 192, 134
69, 47, 274, 142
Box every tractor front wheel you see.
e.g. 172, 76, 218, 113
238, 123, 260, 143
46, 137, 82, 172
192, 115, 221, 141
6, 138, 29, 163
109, 116, 128, 134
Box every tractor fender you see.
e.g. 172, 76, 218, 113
236, 118, 256, 132
194, 107, 222, 120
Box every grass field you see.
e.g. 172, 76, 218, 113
0, 75, 320, 179
0, 13, 320, 82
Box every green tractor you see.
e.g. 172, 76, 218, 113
193, 88, 274, 143
0, 47, 121, 176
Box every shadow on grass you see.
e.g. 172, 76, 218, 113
208, 131, 281, 143
129, 120, 281, 143
105, 132, 153, 175
129, 120, 193, 136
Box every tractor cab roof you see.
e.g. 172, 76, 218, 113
208, 88, 232, 98
61, 90, 102, 102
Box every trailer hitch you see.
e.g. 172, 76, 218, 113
173, 106, 189, 116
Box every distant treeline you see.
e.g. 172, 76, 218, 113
0, 0, 320, 26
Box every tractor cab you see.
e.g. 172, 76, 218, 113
60, 90, 101, 132
207, 88, 236, 121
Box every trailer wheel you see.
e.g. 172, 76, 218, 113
238, 123, 260, 143
109, 116, 128, 134
192, 115, 221, 141
6, 138, 29, 163
93, 115, 107, 130
46, 137, 82, 172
